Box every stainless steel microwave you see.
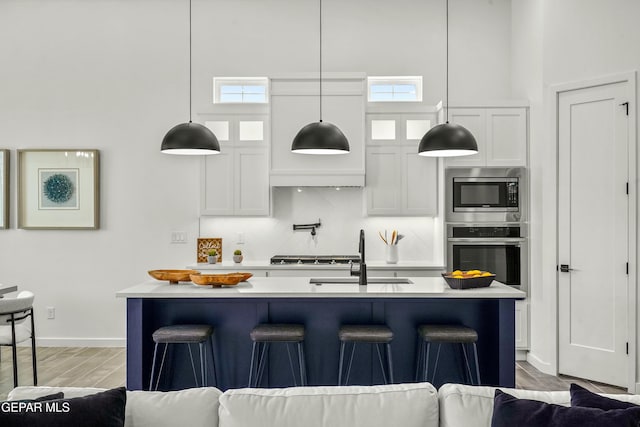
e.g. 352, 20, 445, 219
445, 168, 527, 223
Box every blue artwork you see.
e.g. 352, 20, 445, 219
39, 169, 79, 210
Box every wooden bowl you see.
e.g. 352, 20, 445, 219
230, 272, 253, 282
148, 270, 199, 285
190, 273, 245, 287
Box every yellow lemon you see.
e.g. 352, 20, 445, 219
481, 272, 493, 277
452, 270, 463, 276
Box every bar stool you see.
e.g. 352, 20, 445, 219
149, 324, 217, 391
248, 324, 307, 387
415, 324, 480, 385
338, 325, 394, 386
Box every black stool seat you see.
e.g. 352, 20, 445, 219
250, 324, 305, 342
339, 325, 394, 343
152, 325, 214, 343
418, 325, 478, 343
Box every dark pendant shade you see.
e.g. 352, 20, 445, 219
291, 121, 350, 155
418, 122, 478, 157
161, 122, 220, 155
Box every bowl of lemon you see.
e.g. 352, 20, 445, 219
442, 270, 496, 289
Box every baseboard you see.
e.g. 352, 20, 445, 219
527, 351, 554, 375
516, 350, 528, 361
30, 338, 126, 347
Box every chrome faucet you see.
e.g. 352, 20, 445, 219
350, 229, 367, 286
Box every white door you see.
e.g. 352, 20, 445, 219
558, 80, 631, 387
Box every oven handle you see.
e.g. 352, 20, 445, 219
447, 238, 526, 244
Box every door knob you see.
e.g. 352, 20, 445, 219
560, 264, 573, 273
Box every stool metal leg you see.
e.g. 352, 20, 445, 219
199, 342, 206, 387
385, 343, 394, 384
155, 343, 169, 391
472, 343, 481, 385
187, 344, 199, 387
286, 343, 297, 386
209, 336, 218, 387
375, 344, 388, 384
345, 342, 356, 386
431, 344, 441, 384
149, 342, 159, 391
338, 342, 346, 386
461, 343, 474, 385
297, 342, 306, 386
256, 343, 269, 387
423, 342, 430, 382
248, 342, 258, 387
414, 335, 424, 382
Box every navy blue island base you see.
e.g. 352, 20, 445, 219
124, 287, 520, 391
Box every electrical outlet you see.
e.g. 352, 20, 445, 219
237, 232, 245, 244
171, 231, 187, 244
47, 307, 55, 319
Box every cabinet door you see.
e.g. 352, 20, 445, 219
444, 109, 486, 167
366, 147, 402, 215
486, 108, 527, 166
234, 148, 270, 216
402, 147, 438, 216
515, 300, 529, 349
201, 151, 234, 215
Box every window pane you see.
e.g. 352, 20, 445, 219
204, 121, 229, 141
239, 121, 264, 141
243, 93, 266, 103
242, 85, 265, 94
220, 85, 243, 94
393, 84, 416, 94
220, 93, 243, 103
370, 92, 393, 102
371, 84, 393, 93
371, 120, 396, 140
406, 120, 432, 140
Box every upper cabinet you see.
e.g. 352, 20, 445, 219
200, 114, 270, 216
270, 74, 366, 187
445, 106, 528, 168
366, 111, 439, 216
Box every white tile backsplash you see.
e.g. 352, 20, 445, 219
200, 187, 444, 264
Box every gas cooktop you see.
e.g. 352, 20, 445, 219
270, 255, 360, 265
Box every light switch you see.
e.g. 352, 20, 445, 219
171, 231, 187, 244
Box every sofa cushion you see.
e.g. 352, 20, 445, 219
219, 383, 439, 427
570, 383, 638, 410
0, 387, 126, 427
9, 386, 222, 427
492, 389, 640, 427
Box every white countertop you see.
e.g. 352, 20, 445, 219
187, 261, 445, 271
116, 277, 525, 299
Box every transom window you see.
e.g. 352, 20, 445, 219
367, 76, 423, 102
213, 77, 269, 104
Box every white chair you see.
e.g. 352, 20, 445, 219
0, 291, 37, 387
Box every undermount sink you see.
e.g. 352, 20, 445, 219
310, 278, 413, 285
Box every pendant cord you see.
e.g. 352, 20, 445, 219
319, 0, 323, 122
189, 0, 192, 123
445, 0, 449, 123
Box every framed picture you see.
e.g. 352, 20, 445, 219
18, 149, 99, 229
0, 150, 8, 229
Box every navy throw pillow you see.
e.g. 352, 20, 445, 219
491, 389, 640, 427
570, 383, 638, 410
0, 387, 126, 427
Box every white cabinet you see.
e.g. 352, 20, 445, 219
365, 112, 438, 216
200, 115, 270, 216
270, 74, 366, 187
445, 107, 527, 167
515, 300, 529, 350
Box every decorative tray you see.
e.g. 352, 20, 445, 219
148, 270, 199, 285
441, 272, 495, 290
190, 273, 247, 287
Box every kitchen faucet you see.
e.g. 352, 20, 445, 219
350, 229, 367, 286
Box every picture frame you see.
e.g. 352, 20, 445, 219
18, 149, 100, 229
0, 150, 8, 229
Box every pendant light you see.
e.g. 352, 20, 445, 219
161, 0, 220, 155
291, 0, 350, 155
418, 0, 477, 157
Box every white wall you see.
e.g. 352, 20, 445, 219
512, 0, 640, 387
0, 0, 512, 344
200, 188, 442, 263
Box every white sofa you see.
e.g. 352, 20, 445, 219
9, 382, 640, 427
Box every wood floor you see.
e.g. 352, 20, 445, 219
0, 347, 627, 400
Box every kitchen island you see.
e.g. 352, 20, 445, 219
117, 277, 525, 391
